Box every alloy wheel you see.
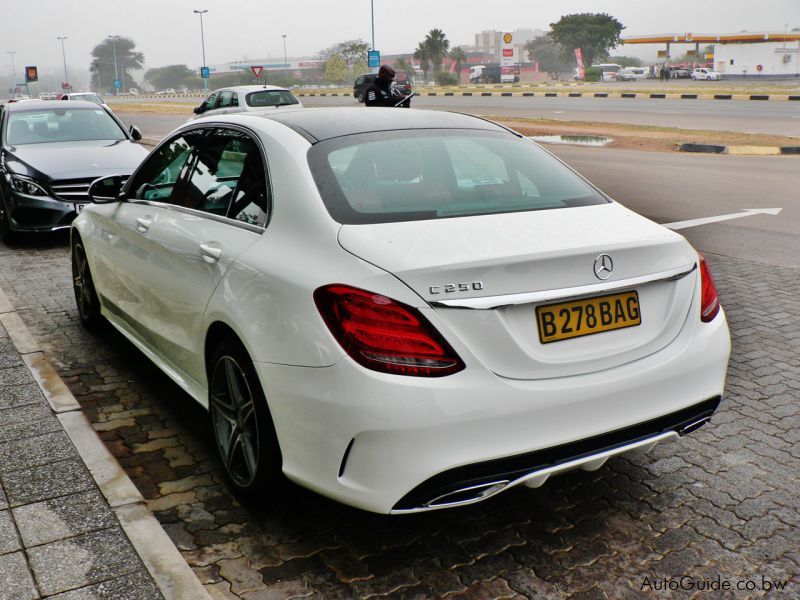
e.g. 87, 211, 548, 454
72, 242, 99, 325
210, 355, 261, 488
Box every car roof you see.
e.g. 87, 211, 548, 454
4, 99, 104, 112
216, 85, 291, 94
254, 107, 511, 143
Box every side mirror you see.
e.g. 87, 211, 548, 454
129, 125, 143, 141
193, 104, 205, 115
89, 175, 125, 204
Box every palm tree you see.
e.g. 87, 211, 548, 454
450, 46, 467, 79
413, 43, 430, 82
423, 29, 450, 73
394, 56, 413, 75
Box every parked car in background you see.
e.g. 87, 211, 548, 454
0, 100, 148, 241
155, 88, 177, 96
58, 92, 109, 110
616, 67, 648, 81
593, 63, 622, 82
70, 107, 730, 514
692, 68, 722, 81
193, 85, 302, 118
670, 68, 691, 79
353, 71, 413, 103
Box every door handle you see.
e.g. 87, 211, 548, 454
200, 243, 223, 263
135, 217, 152, 232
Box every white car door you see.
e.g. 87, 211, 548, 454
127, 126, 269, 386
91, 131, 201, 337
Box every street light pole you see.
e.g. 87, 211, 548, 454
194, 9, 209, 91
108, 35, 120, 95
370, 0, 378, 73
57, 36, 69, 91
7, 51, 16, 86
282, 34, 288, 83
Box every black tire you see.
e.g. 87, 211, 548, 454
72, 238, 102, 328
209, 338, 283, 498
0, 197, 16, 244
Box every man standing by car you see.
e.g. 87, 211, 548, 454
365, 65, 399, 107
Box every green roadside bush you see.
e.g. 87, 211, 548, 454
583, 67, 601, 82
434, 71, 459, 86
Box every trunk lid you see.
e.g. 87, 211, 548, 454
337, 203, 699, 379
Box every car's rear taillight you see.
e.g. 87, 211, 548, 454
314, 284, 465, 377
699, 255, 721, 322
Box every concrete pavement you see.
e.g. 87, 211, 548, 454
0, 285, 207, 599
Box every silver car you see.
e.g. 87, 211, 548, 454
193, 85, 302, 118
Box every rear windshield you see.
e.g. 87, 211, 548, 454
245, 90, 299, 108
308, 130, 608, 224
6, 107, 126, 145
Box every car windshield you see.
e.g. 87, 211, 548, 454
308, 129, 608, 224
246, 90, 299, 108
6, 107, 126, 145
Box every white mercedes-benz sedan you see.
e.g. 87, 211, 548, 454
71, 108, 730, 514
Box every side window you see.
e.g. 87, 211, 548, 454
228, 143, 269, 227
231, 93, 239, 107
218, 91, 234, 108
203, 93, 219, 111
130, 131, 203, 202
176, 128, 269, 227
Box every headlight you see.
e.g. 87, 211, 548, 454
8, 174, 48, 196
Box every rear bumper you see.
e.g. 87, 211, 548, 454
253, 308, 730, 514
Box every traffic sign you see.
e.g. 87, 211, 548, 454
200, 66, 210, 79
114, 79, 122, 90
368, 50, 380, 68
251, 66, 263, 78
25, 66, 38, 83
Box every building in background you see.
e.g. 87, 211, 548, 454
469, 29, 546, 63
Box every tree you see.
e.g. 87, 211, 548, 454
524, 36, 573, 78
319, 39, 370, 66
324, 54, 349, 84
350, 59, 369, 79
90, 37, 144, 94
449, 46, 467, 76
549, 13, 624, 68
422, 29, 450, 73
145, 65, 201, 91
394, 56, 414, 74
607, 55, 643, 68
413, 43, 430, 81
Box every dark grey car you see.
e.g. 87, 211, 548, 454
0, 100, 148, 241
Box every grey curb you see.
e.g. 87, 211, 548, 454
0, 285, 210, 600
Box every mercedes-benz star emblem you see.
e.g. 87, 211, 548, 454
594, 254, 614, 280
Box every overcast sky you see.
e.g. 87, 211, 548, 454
2, 0, 798, 75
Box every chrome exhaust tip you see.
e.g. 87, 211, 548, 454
677, 416, 712, 436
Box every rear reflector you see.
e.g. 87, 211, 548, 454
314, 284, 465, 377
699, 255, 721, 322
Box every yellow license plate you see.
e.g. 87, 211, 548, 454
536, 291, 641, 344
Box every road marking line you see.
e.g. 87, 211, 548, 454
663, 208, 782, 230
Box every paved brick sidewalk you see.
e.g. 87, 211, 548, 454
0, 237, 798, 598
0, 311, 162, 598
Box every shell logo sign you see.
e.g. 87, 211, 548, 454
503, 33, 513, 44
686, 33, 693, 42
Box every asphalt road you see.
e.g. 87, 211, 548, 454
116, 94, 800, 136
303, 95, 800, 137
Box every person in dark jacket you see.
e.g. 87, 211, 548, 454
365, 65, 399, 107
